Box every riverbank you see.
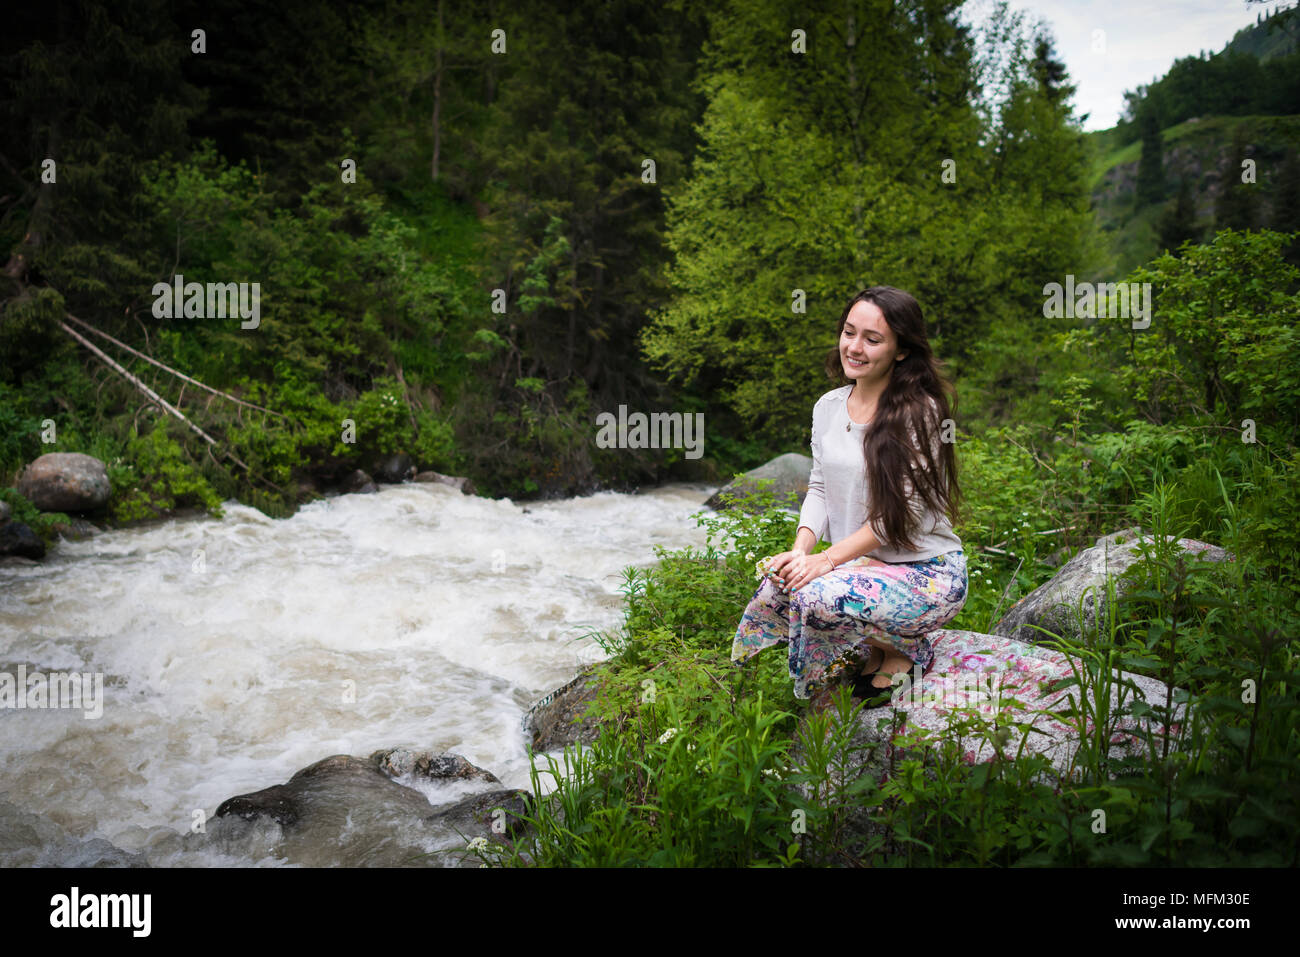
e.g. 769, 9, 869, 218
488, 498, 1293, 867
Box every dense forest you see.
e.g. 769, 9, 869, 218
1, 0, 1102, 522
2, 1, 1297, 527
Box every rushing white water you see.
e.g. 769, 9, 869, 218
0, 482, 716, 866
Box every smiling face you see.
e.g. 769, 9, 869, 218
840, 299, 907, 388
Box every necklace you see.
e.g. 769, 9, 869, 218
846, 398, 875, 430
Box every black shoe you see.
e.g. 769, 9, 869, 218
851, 671, 899, 708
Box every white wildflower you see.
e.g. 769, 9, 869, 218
658, 727, 678, 744
466, 836, 489, 852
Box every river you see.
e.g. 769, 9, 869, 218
0, 481, 717, 865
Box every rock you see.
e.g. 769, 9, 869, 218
0, 522, 45, 560
525, 666, 603, 751
785, 627, 1189, 862
413, 470, 476, 495
704, 452, 812, 513
0, 500, 10, 525
424, 789, 532, 840
16, 452, 111, 512
374, 453, 415, 484
213, 752, 529, 866
51, 517, 102, 541
0, 799, 147, 868
215, 754, 427, 829
994, 527, 1234, 645
341, 469, 378, 494
214, 783, 303, 828
371, 749, 501, 784
1041, 544, 1076, 568
845, 628, 1182, 773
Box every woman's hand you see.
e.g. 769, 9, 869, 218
765, 549, 835, 594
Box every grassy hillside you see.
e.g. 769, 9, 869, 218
1085, 114, 1300, 278
1226, 12, 1300, 61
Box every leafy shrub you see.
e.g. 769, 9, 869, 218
108, 420, 224, 522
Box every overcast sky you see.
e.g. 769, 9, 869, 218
958, 0, 1296, 130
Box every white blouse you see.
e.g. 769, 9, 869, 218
796, 385, 963, 563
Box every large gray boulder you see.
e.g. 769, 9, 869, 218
804, 627, 1185, 774
213, 752, 529, 867
413, 470, 476, 495
705, 452, 812, 512
993, 526, 1234, 645
16, 452, 111, 512
783, 626, 1190, 863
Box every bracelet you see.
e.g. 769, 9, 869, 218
823, 553, 836, 572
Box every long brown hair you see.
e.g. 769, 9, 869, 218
822, 286, 962, 553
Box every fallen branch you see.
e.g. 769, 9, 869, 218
59, 319, 254, 475
64, 312, 287, 419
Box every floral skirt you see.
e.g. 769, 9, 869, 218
730, 550, 969, 700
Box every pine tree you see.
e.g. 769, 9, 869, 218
1031, 35, 1075, 106
1272, 149, 1300, 232
1215, 127, 1258, 232
1272, 149, 1300, 266
353, 0, 488, 193
1157, 179, 1201, 255
1135, 106, 1166, 207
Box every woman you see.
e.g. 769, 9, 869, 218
731, 286, 968, 713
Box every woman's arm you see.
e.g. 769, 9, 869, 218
792, 524, 817, 554
822, 521, 882, 568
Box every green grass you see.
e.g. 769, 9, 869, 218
460, 449, 1300, 866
